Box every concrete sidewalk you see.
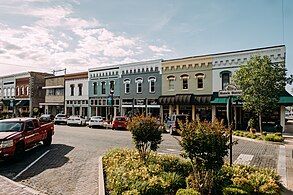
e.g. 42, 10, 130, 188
0, 175, 44, 195
284, 121, 293, 192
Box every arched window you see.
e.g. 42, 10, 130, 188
220, 71, 232, 90
180, 74, 189, 90
123, 79, 131, 94
135, 78, 143, 93
101, 81, 106, 94
110, 80, 115, 91
11, 87, 15, 96
148, 77, 156, 93
26, 86, 29, 96
195, 73, 205, 89
167, 75, 175, 91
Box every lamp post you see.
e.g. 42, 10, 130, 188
109, 89, 114, 122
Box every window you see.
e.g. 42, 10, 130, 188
180, 74, 189, 90
135, 78, 143, 93
7, 88, 11, 97
124, 79, 130, 94
26, 86, 29, 96
0, 88, 2, 95
167, 76, 175, 91
70, 84, 74, 96
148, 77, 156, 93
195, 73, 205, 89
11, 87, 15, 96
16, 87, 19, 96
78, 84, 83, 96
220, 71, 231, 90
101, 82, 106, 94
4, 88, 7, 97
21, 86, 24, 95
110, 81, 115, 91
93, 82, 97, 95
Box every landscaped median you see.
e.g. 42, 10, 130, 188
101, 115, 283, 195
233, 130, 284, 142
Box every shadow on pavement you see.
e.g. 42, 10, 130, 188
0, 144, 74, 181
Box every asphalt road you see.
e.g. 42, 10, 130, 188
0, 125, 279, 195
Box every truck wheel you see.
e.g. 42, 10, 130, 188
43, 133, 52, 147
13, 143, 25, 161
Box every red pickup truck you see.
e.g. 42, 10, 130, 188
0, 118, 54, 160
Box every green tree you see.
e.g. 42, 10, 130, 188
233, 55, 287, 133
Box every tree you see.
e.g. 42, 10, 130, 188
233, 55, 287, 133
127, 115, 162, 161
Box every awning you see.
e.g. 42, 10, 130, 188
195, 95, 212, 104
158, 96, 175, 105
39, 102, 64, 106
279, 96, 293, 106
16, 100, 29, 107
159, 94, 211, 105
174, 94, 195, 104
1, 99, 15, 107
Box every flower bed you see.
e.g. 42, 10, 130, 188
103, 148, 282, 195
233, 130, 284, 142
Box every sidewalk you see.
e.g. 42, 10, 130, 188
0, 175, 44, 195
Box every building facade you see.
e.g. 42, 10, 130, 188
40, 75, 65, 116
120, 59, 162, 117
0, 72, 51, 117
211, 45, 288, 130
65, 72, 89, 118
88, 65, 120, 120
159, 56, 213, 121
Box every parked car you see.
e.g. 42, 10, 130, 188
88, 116, 104, 128
168, 114, 191, 135
67, 116, 86, 126
39, 114, 54, 125
54, 114, 67, 125
0, 118, 54, 160
112, 116, 128, 130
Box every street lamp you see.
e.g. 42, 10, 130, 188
108, 89, 114, 122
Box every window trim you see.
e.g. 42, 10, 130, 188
135, 78, 143, 94
180, 74, 189, 90
123, 79, 131, 94
167, 75, 175, 91
101, 81, 106, 95
70, 84, 75, 96
195, 73, 205, 90
148, 76, 156, 93
78, 83, 83, 96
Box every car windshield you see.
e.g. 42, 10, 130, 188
0, 122, 23, 132
92, 116, 102, 120
56, 114, 66, 118
116, 117, 126, 121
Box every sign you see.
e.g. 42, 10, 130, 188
148, 99, 158, 105
218, 84, 242, 97
135, 99, 145, 105
122, 99, 133, 105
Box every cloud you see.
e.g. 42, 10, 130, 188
0, 1, 174, 74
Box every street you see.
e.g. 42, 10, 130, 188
0, 125, 279, 195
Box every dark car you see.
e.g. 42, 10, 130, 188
39, 114, 54, 125
168, 114, 191, 135
112, 116, 128, 130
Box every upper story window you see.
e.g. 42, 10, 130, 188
148, 77, 156, 93
4, 88, 7, 97
110, 81, 115, 92
11, 87, 15, 96
124, 79, 130, 94
16, 87, 19, 96
167, 75, 175, 91
135, 78, 143, 94
180, 74, 189, 90
101, 81, 106, 94
93, 82, 97, 95
26, 86, 29, 96
0, 88, 2, 96
220, 71, 231, 90
70, 84, 74, 96
195, 73, 205, 89
7, 88, 11, 97
78, 84, 83, 96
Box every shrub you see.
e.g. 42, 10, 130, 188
264, 134, 284, 142
103, 148, 191, 195
176, 188, 200, 195
248, 118, 257, 129
223, 164, 281, 195
127, 115, 162, 161
180, 119, 230, 194
223, 187, 248, 195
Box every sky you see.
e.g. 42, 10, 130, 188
0, 0, 292, 91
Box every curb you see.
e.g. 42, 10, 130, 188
99, 156, 105, 195
0, 175, 45, 195
233, 135, 284, 146
277, 145, 287, 188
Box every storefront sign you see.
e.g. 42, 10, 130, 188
148, 99, 158, 105
136, 99, 145, 105
219, 84, 242, 97
122, 99, 133, 105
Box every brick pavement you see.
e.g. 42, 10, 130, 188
284, 122, 293, 191
0, 175, 43, 195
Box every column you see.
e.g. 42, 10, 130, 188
280, 105, 285, 132
114, 107, 117, 119
212, 105, 216, 122
160, 106, 164, 124
176, 105, 179, 115
192, 105, 196, 121
169, 105, 172, 116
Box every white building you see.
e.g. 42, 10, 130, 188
65, 72, 89, 118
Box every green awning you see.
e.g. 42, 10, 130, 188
278, 96, 293, 105
16, 100, 30, 107
211, 97, 240, 104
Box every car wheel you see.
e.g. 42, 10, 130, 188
13, 143, 25, 162
43, 133, 52, 147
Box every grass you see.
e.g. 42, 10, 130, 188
233, 130, 284, 142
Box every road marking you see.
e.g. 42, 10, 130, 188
234, 154, 254, 165
13, 150, 50, 180
277, 145, 287, 187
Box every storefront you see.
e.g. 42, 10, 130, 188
121, 98, 160, 117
